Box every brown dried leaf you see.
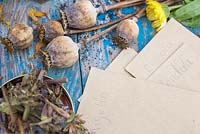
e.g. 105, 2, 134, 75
34, 12, 47, 17
35, 41, 45, 53
0, 4, 3, 19
0, 4, 11, 28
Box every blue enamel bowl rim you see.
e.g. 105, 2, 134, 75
0, 75, 74, 112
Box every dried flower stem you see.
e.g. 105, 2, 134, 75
22, 105, 30, 121
63, 0, 149, 35
15, 106, 41, 120
98, 0, 166, 13
44, 98, 70, 119
163, 0, 183, 5
30, 70, 46, 92
44, 78, 68, 84
82, 7, 145, 45
115, 0, 145, 9
97, 0, 145, 13
83, 24, 118, 45
2, 86, 17, 123
64, 11, 138, 35
82, 0, 181, 45
17, 117, 25, 134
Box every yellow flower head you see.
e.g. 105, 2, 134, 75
146, 0, 169, 31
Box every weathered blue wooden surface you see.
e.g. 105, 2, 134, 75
0, 0, 200, 112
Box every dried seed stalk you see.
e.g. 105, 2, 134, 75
0, 69, 87, 133
62, 0, 145, 29
99, 0, 144, 12
64, 10, 138, 35
17, 117, 25, 134
83, 0, 181, 45
44, 78, 68, 84
44, 98, 70, 119
82, 24, 119, 45
82, 7, 145, 45
2, 87, 17, 124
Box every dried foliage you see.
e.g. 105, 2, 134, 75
0, 69, 88, 134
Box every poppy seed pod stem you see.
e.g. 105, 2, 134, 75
97, 0, 145, 13
64, 11, 138, 35
82, 7, 145, 45
82, 24, 118, 45
162, 0, 183, 5
61, 0, 146, 29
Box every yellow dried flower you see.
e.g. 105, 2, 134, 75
5, 21, 10, 27
28, 8, 47, 24
146, 0, 169, 31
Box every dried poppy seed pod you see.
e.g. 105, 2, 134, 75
64, 0, 97, 29
112, 7, 146, 49
83, 8, 146, 46
39, 36, 79, 70
115, 18, 139, 48
38, 20, 64, 43
61, 0, 144, 29
0, 23, 33, 53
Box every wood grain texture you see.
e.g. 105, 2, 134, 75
0, 0, 200, 112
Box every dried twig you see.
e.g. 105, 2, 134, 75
17, 117, 25, 134
0, 69, 84, 133
64, 11, 138, 35
63, 0, 169, 35
44, 78, 68, 84
98, 0, 145, 13
163, 0, 183, 5
30, 70, 46, 92
44, 98, 70, 119
82, 0, 181, 45
114, 0, 145, 9
82, 24, 118, 45
22, 105, 30, 121
2, 87, 17, 124
82, 7, 145, 45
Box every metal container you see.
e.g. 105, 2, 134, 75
0, 75, 74, 111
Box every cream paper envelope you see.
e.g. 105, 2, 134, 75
105, 48, 137, 76
125, 18, 200, 90
78, 68, 200, 134
78, 48, 137, 102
